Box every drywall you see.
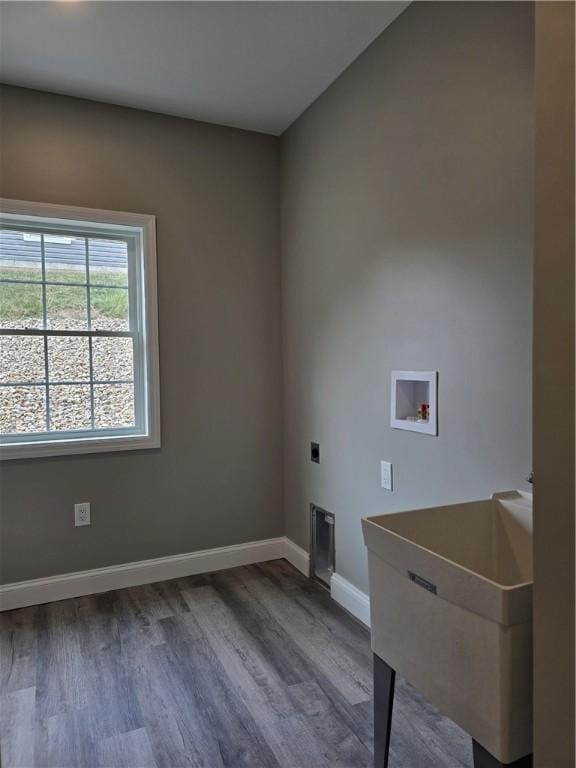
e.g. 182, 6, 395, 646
0, 86, 283, 583
533, 4, 575, 766
280, 2, 534, 594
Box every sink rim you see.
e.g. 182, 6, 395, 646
363, 515, 533, 591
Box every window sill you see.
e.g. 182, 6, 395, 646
0, 432, 160, 461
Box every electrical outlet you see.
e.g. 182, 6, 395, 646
380, 461, 393, 491
74, 502, 91, 527
311, 442, 320, 463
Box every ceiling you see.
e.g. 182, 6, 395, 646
0, 1, 408, 135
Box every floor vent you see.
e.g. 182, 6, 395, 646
310, 504, 335, 589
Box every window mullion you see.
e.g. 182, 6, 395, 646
85, 237, 95, 428
40, 233, 50, 431
127, 237, 144, 431
0, 278, 129, 290
88, 337, 95, 429
0, 328, 134, 338
85, 236, 91, 328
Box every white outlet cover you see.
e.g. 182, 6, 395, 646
381, 461, 393, 491
74, 502, 91, 527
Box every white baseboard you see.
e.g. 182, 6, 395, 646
0, 537, 287, 612
0, 537, 371, 625
283, 537, 310, 576
330, 572, 371, 627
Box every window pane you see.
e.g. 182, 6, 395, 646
92, 337, 133, 381
0, 282, 43, 329
44, 235, 87, 284
0, 335, 45, 384
46, 285, 88, 330
0, 386, 46, 433
49, 384, 91, 431
0, 229, 42, 282
91, 287, 129, 331
89, 238, 128, 287
47, 336, 90, 383
94, 383, 134, 428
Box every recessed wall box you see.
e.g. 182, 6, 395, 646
310, 504, 335, 589
390, 370, 438, 435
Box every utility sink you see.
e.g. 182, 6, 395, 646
362, 491, 532, 764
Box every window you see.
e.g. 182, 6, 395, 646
0, 200, 160, 459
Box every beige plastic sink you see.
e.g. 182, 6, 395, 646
362, 491, 532, 763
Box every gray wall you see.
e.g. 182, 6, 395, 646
280, 2, 534, 593
0, 86, 283, 583
0, 2, 535, 593
533, 4, 575, 765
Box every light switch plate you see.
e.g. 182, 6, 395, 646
380, 461, 393, 491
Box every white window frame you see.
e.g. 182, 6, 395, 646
0, 199, 160, 460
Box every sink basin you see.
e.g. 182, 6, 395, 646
362, 491, 532, 763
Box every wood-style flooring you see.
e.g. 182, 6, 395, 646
0, 559, 473, 767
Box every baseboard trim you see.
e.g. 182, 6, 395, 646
283, 537, 310, 576
330, 572, 371, 627
0, 537, 371, 623
0, 537, 287, 612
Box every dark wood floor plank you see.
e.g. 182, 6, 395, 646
76, 592, 121, 656
99, 727, 157, 768
112, 587, 165, 665
0, 558, 474, 767
236, 564, 372, 705
0, 605, 38, 694
0, 685, 36, 768
389, 677, 473, 768
35, 706, 101, 768
126, 581, 188, 621
148, 579, 191, 615
183, 584, 342, 768
296, 587, 372, 660
159, 613, 282, 768
34, 599, 88, 720
209, 569, 309, 686
182, 584, 296, 719
214, 567, 378, 758
256, 560, 372, 666
83, 648, 145, 738
73, 592, 145, 738
171, 572, 213, 591
288, 680, 373, 767
253, 559, 308, 593
129, 645, 216, 768
211, 567, 377, 751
